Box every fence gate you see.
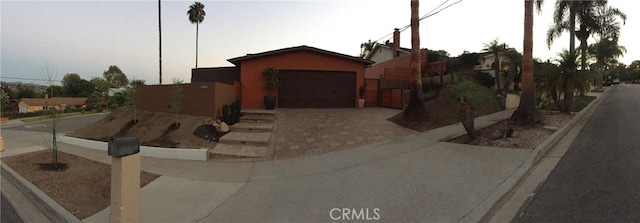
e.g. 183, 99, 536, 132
380, 88, 403, 109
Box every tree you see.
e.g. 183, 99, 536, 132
403, 0, 426, 123
502, 50, 522, 90
359, 39, 377, 58
588, 37, 626, 89
187, 2, 206, 68
103, 65, 129, 88
575, 2, 626, 72
15, 84, 37, 99
449, 52, 480, 82
41, 63, 64, 169
0, 89, 8, 108
482, 38, 507, 89
1, 84, 15, 102
130, 79, 146, 86
46, 85, 63, 97
159, 0, 162, 84
534, 60, 563, 111
443, 81, 491, 139
555, 49, 579, 113
90, 77, 111, 110
510, 0, 542, 125
170, 78, 184, 125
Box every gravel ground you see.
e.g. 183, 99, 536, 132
450, 111, 575, 149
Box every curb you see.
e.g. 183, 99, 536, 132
59, 135, 209, 161
1, 161, 82, 223
460, 90, 609, 223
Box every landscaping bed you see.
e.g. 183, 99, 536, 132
1, 150, 160, 220
449, 111, 574, 149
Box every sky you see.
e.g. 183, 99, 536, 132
1, 0, 637, 86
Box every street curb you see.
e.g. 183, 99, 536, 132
59, 135, 209, 161
460, 90, 609, 223
1, 161, 82, 223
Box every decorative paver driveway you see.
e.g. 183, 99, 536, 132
272, 108, 413, 159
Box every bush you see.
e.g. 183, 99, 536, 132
473, 71, 495, 88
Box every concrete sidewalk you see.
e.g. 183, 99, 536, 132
0, 96, 603, 222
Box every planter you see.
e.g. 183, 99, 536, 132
264, 95, 277, 110
357, 99, 365, 109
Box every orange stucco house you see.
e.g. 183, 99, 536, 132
193, 45, 374, 109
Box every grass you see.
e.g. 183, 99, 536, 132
542, 95, 597, 112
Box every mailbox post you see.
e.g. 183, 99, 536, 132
108, 137, 141, 223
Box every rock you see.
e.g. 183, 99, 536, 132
219, 122, 230, 133
204, 118, 214, 125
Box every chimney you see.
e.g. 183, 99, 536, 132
44, 93, 49, 99
392, 28, 400, 58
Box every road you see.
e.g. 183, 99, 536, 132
1, 194, 24, 223
4, 113, 106, 133
514, 84, 640, 222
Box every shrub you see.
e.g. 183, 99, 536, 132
473, 71, 495, 88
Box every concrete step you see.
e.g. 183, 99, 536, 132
230, 122, 273, 132
218, 132, 271, 146
210, 144, 268, 158
239, 113, 276, 122
241, 109, 277, 115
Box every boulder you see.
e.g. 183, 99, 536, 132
219, 122, 230, 133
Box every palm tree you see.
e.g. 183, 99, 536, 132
159, 0, 162, 84
535, 60, 563, 111
575, 2, 626, 72
443, 81, 490, 139
359, 40, 377, 58
187, 2, 206, 68
501, 50, 522, 90
482, 39, 507, 89
555, 49, 578, 113
510, 0, 542, 125
589, 37, 626, 89
403, 0, 426, 122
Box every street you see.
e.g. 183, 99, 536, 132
3, 113, 106, 133
514, 84, 640, 222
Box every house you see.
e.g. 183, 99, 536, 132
18, 96, 87, 113
363, 29, 448, 109
475, 48, 519, 77
193, 45, 374, 109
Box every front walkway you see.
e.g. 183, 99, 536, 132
272, 108, 413, 159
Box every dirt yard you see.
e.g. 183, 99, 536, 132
450, 111, 574, 149
1, 150, 159, 219
69, 107, 216, 149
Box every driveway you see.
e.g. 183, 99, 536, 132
272, 108, 413, 159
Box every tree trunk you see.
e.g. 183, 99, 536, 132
503, 62, 516, 89
158, 0, 162, 84
511, 0, 542, 125
562, 74, 574, 113
459, 102, 477, 139
494, 53, 501, 89
569, 4, 576, 55
403, 0, 426, 121
195, 23, 199, 68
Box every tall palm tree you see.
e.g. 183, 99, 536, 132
482, 39, 507, 89
555, 49, 579, 113
159, 0, 162, 84
511, 0, 542, 125
589, 37, 626, 89
187, 2, 206, 68
403, 0, 425, 122
547, 0, 577, 56
574, 2, 626, 71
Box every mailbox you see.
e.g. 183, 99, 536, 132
108, 137, 140, 158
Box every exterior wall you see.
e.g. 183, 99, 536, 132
17, 102, 63, 113
368, 47, 395, 63
191, 67, 240, 85
238, 50, 366, 109
136, 82, 236, 119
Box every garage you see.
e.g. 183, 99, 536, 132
278, 70, 356, 108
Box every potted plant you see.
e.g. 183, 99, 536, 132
358, 86, 366, 108
262, 66, 279, 110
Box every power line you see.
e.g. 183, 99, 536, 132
372, 0, 464, 44
0, 76, 62, 82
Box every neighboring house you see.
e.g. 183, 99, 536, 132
108, 87, 127, 97
193, 45, 373, 109
475, 48, 518, 77
18, 97, 87, 113
364, 28, 411, 63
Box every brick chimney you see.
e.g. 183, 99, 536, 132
392, 28, 400, 58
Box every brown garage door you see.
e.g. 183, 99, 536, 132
278, 70, 356, 108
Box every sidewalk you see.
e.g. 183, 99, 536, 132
0, 92, 605, 222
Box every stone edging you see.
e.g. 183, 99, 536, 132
1, 161, 82, 223
59, 136, 208, 161
461, 90, 609, 222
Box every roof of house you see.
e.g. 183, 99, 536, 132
19, 97, 87, 107
364, 43, 411, 61
227, 45, 374, 66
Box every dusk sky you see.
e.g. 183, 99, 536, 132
1, 0, 637, 86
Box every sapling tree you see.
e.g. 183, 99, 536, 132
41, 63, 63, 169
170, 78, 183, 125
442, 81, 492, 139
